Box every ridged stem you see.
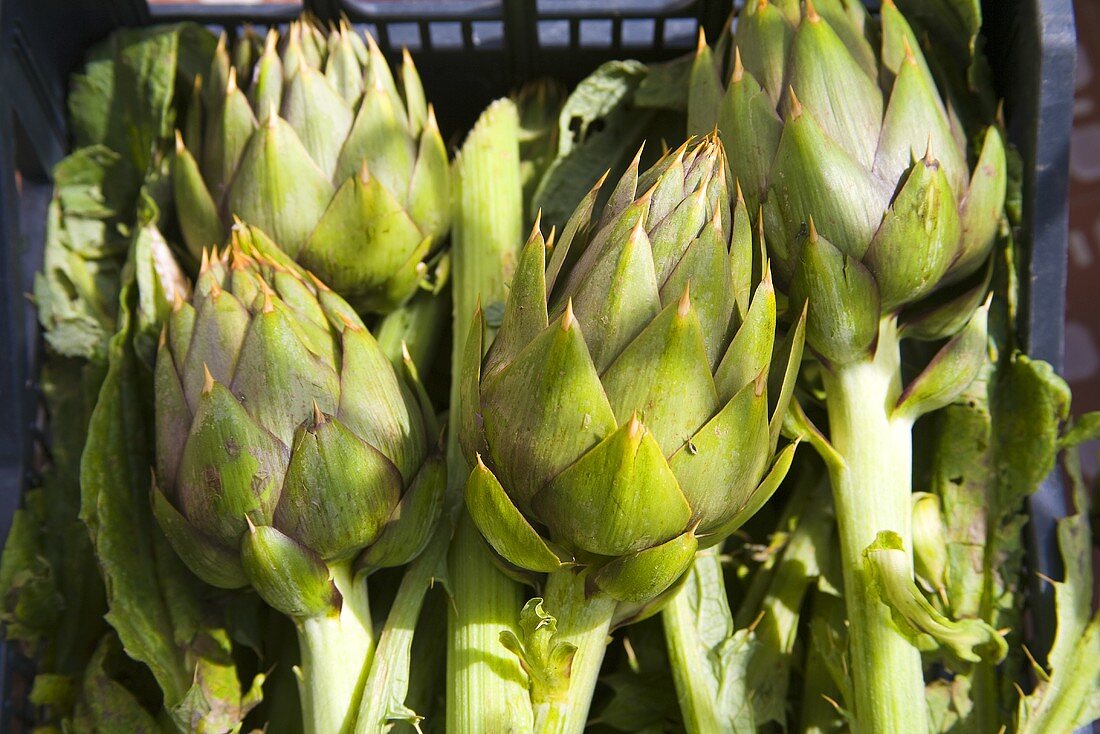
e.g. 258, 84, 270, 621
447, 512, 533, 733
296, 563, 373, 734
446, 97, 533, 733
662, 547, 735, 734
532, 571, 616, 734
354, 524, 448, 733
821, 319, 927, 734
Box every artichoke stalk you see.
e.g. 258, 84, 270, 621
152, 223, 445, 734
461, 135, 802, 733
173, 18, 450, 314
689, 1, 1007, 731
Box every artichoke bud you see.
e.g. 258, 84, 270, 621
911, 492, 949, 599
400, 48, 428, 135
273, 407, 403, 564
173, 130, 224, 262
241, 521, 340, 619
589, 529, 698, 604
789, 219, 880, 366
173, 15, 451, 315
154, 237, 439, 607
468, 136, 796, 604
232, 25, 261, 82
249, 29, 283, 114
718, 57, 781, 228
704, 0, 1004, 320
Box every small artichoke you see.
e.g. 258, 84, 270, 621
691, 0, 1006, 364
461, 136, 802, 604
152, 223, 444, 618
173, 18, 450, 314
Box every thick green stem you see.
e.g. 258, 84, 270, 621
296, 564, 373, 734
447, 98, 532, 732
447, 512, 533, 733
354, 527, 448, 733
533, 571, 616, 734
662, 548, 736, 734
822, 319, 927, 734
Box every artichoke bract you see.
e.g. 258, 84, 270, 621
152, 222, 444, 615
173, 18, 450, 314
692, 0, 1006, 364
462, 136, 803, 605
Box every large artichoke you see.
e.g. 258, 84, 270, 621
461, 136, 802, 605
692, 0, 1006, 363
173, 18, 450, 314
152, 223, 444, 616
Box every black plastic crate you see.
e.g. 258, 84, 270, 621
0, 0, 1078, 727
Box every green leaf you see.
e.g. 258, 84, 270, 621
240, 523, 339, 619
590, 530, 698, 604
789, 226, 880, 366
74, 635, 161, 733
1015, 449, 1100, 733
894, 300, 989, 421
534, 416, 691, 558
500, 598, 578, 705
80, 253, 265, 727
464, 460, 566, 573
532, 61, 656, 230
866, 531, 1006, 664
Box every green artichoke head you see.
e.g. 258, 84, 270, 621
693, 0, 1007, 364
173, 17, 450, 314
153, 223, 444, 617
462, 136, 803, 604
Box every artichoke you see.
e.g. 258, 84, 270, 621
461, 136, 802, 605
173, 18, 450, 314
692, 0, 1006, 364
151, 223, 444, 617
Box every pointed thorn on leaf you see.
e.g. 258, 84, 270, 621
678, 285, 692, 317
562, 299, 576, 331
731, 48, 746, 84
787, 87, 803, 119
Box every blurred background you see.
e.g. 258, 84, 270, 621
1067, 0, 1100, 476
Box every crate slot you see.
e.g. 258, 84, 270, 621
661, 16, 697, 48
386, 22, 421, 51
429, 21, 464, 50
470, 20, 504, 49
537, 19, 570, 48
620, 18, 655, 47
536, 0, 698, 12
578, 19, 613, 48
